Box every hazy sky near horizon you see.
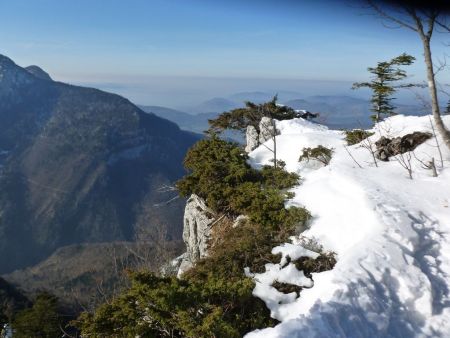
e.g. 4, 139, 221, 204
1, 0, 449, 106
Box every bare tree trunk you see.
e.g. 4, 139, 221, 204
272, 119, 277, 168
364, 2, 450, 150
430, 157, 438, 177
376, 98, 381, 123
428, 115, 444, 167
420, 32, 450, 150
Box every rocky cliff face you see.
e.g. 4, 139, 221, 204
245, 117, 276, 153
177, 194, 216, 277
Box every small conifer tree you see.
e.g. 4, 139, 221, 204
444, 100, 450, 115
12, 293, 62, 338
208, 95, 299, 133
352, 53, 416, 122
208, 96, 299, 167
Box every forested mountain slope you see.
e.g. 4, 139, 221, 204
0, 55, 200, 273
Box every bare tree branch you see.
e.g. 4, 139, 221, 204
344, 146, 363, 169
367, 1, 418, 31
394, 152, 413, 179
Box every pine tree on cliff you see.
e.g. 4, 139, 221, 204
352, 53, 416, 123
208, 95, 299, 167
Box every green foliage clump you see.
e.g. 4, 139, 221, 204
299, 145, 334, 165
189, 219, 293, 280
208, 96, 300, 133
177, 136, 259, 212
230, 183, 309, 231
177, 136, 307, 230
12, 293, 62, 338
344, 129, 375, 146
260, 161, 299, 190
78, 221, 281, 337
79, 135, 312, 337
78, 272, 270, 338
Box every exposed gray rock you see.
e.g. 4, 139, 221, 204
375, 132, 432, 161
259, 116, 277, 145
177, 194, 216, 277
245, 125, 259, 153
244, 117, 278, 153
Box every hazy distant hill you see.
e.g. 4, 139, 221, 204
140, 106, 245, 143
176, 92, 376, 129
228, 91, 274, 103
144, 92, 426, 136
140, 105, 217, 134
183, 97, 239, 114
228, 91, 303, 104
285, 95, 426, 129
0, 55, 200, 273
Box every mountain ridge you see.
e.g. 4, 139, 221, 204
0, 54, 200, 273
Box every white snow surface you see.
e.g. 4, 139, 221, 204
245, 115, 450, 338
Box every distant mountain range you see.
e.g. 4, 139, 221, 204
140, 106, 243, 142
0, 55, 200, 274
143, 93, 427, 133
188, 97, 239, 114
140, 106, 217, 134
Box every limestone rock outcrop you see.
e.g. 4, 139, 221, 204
245, 117, 277, 153
177, 194, 216, 277
245, 125, 259, 153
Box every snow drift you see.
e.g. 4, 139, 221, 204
245, 115, 450, 338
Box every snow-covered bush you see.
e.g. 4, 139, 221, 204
299, 145, 333, 166
293, 252, 337, 278
344, 129, 375, 145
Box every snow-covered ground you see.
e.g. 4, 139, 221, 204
246, 115, 450, 338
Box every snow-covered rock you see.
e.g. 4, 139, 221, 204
246, 115, 450, 338
177, 194, 216, 277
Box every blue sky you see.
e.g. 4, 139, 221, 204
0, 0, 449, 106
